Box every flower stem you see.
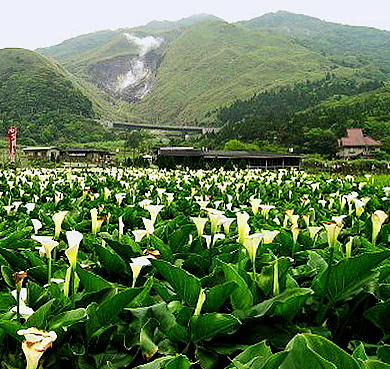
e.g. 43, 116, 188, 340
47, 256, 52, 286
317, 246, 335, 324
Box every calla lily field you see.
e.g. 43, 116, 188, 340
2, 167, 390, 368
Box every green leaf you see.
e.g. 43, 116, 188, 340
95, 243, 130, 276
203, 281, 238, 313
364, 299, 390, 335
1, 266, 15, 288
26, 298, 55, 329
377, 345, 390, 364
150, 234, 173, 262
0, 321, 24, 340
190, 313, 241, 342
168, 224, 192, 253
195, 346, 219, 369
261, 352, 290, 369
76, 264, 112, 293
216, 259, 253, 310
280, 333, 360, 369
165, 355, 192, 369
151, 259, 201, 306
140, 319, 159, 361
0, 292, 16, 311
134, 357, 173, 369
96, 287, 142, 326
225, 340, 272, 369
352, 342, 369, 361
363, 361, 390, 368
48, 308, 87, 330
0, 248, 30, 271
312, 251, 390, 304
362, 361, 390, 369
150, 303, 189, 343
234, 288, 313, 322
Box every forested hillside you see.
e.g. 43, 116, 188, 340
0, 49, 113, 144
213, 76, 390, 157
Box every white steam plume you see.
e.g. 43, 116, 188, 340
123, 33, 163, 56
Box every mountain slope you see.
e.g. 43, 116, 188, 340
36, 12, 390, 124
0, 48, 116, 144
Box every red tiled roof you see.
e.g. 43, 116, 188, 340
340, 129, 381, 147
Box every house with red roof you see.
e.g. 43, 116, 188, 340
338, 128, 382, 158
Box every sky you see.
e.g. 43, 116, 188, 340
1, 0, 390, 51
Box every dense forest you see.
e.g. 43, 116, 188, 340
212, 77, 388, 157
0, 50, 113, 145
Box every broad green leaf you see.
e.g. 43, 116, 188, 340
377, 345, 390, 364
150, 234, 173, 262
234, 288, 313, 322
280, 333, 360, 369
165, 355, 192, 369
195, 346, 219, 369
312, 251, 390, 304
0, 321, 23, 340
364, 299, 390, 335
261, 352, 290, 369
225, 340, 272, 369
140, 319, 159, 361
26, 298, 55, 329
99, 232, 140, 260
96, 287, 142, 326
363, 361, 390, 369
0, 248, 30, 271
0, 292, 16, 311
95, 243, 130, 276
203, 281, 238, 313
150, 303, 189, 343
48, 308, 87, 330
168, 224, 192, 253
134, 357, 173, 369
128, 277, 154, 308
216, 259, 253, 310
76, 264, 112, 293
352, 342, 369, 361
0, 228, 33, 248
1, 266, 14, 288
190, 313, 241, 342
151, 259, 201, 306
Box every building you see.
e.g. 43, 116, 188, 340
338, 129, 382, 158
23, 147, 61, 161
22, 147, 113, 166
156, 147, 301, 169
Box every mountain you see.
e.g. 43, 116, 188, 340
0, 48, 119, 144
26, 12, 390, 127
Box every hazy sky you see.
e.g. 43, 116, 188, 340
2, 0, 390, 50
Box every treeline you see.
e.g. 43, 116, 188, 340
213, 77, 385, 157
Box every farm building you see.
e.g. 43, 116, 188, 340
338, 129, 382, 158
23, 147, 113, 166
156, 147, 301, 169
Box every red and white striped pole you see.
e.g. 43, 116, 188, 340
7, 126, 17, 167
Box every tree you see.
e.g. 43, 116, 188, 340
303, 128, 338, 158
125, 130, 144, 152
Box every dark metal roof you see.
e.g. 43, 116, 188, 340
157, 148, 204, 157
204, 150, 300, 159
63, 148, 111, 154
157, 147, 300, 159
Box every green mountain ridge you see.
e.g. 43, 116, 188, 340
0, 48, 120, 144
36, 11, 390, 123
